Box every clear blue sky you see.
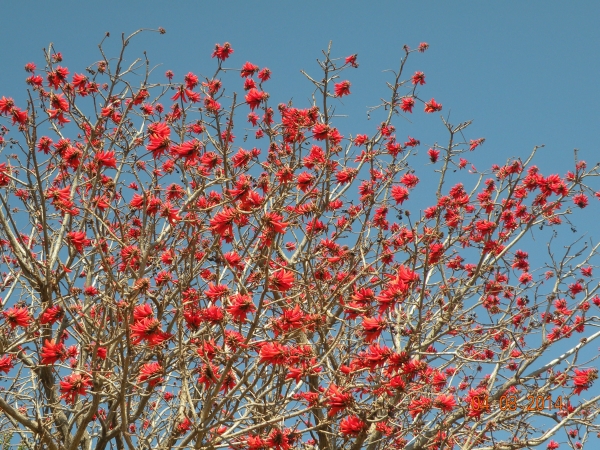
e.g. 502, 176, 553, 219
2, 1, 600, 446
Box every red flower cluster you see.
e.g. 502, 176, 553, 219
60, 372, 93, 404
0, 36, 597, 450
146, 122, 171, 159
212, 42, 234, 61
137, 361, 163, 387
334, 80, 351, 97
40, 339, 68, 365
245, 88, 268, 111
3, 306, 31, 329
572, 368, 597, 395
424, 98, 442, 113
130, 305, 171, 347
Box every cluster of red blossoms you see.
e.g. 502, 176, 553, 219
0, 96, 28, 127
0, 35, 599, 450
129, 304, 171, 346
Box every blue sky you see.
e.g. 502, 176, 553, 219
1, 1, 600, 447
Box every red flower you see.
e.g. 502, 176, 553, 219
39, 305, 64, 325
296, 172, 315, 192
263, 212, 289, 234
202, 79, 222, 94
204, 96, 221, 114
245, 88, 267, 111
418, 42, 429, 52
258, 67, 271, 82
259, 342, 289, 365
72, 73, 88, 92
312, 123, 329, 141
424, 98, 442, 113
409, 396, 433, 419
240, 62, 259, 78
266, 428, 292, 450
568, 282, 583, 297
0, 97, 15, 115
226, 293, 256, 322
391, 186, 409, 205
159, 201, 181, 225
197, 362, 220, 388
31, 76, 48, 89
572, 368, 597, 395
354, 134, 368, 146
336, 168, 358, 185
47, 108, 70, 124
3, 307, 31, 329
60, 372, 93, 404
176, 417, 192, 435
400, 97, 414, 113
465, 389, 490, 418
36, 136, 53, 154
362, 316, 386, 342
50, 93, 69, 112
130, 317, 171, 347
67, 231, 90, 253
273, 305, 306, 337
357, 343, 390, 370
210, 207, 237, 236
518, 272, 532, 285
146, 122, 171, 159
334, 80, 351, 97
95, 150, 117, 168
269, 269, 295, 291
137, 361, 163, 387
428, 148, 440, 163
244, 78, 256, 91
212, 42, 234, 61
326, 384, 353, 416
201, 305, 224, 324
0, 355, 13, 374
411, 71, 425, 85
40, 339, 67, 365
204, 282, 229, 300
47, 66, 69, 89
469, 138, 485, 151
339, 415, 366, 436
573, 193, 588, 208
183, 72, 198, 89
433, 393, 456, 413
400, 173, 419, 188
404, 136, 420, 148
11, 108, 28, 125
475, 220, 496, 235
247, 113, 259, 127
246, 435, 266, 450
133, 304, 154, 323
345, 54, 359, 68
89, 343, 107, 359
200, 151, 223, 170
